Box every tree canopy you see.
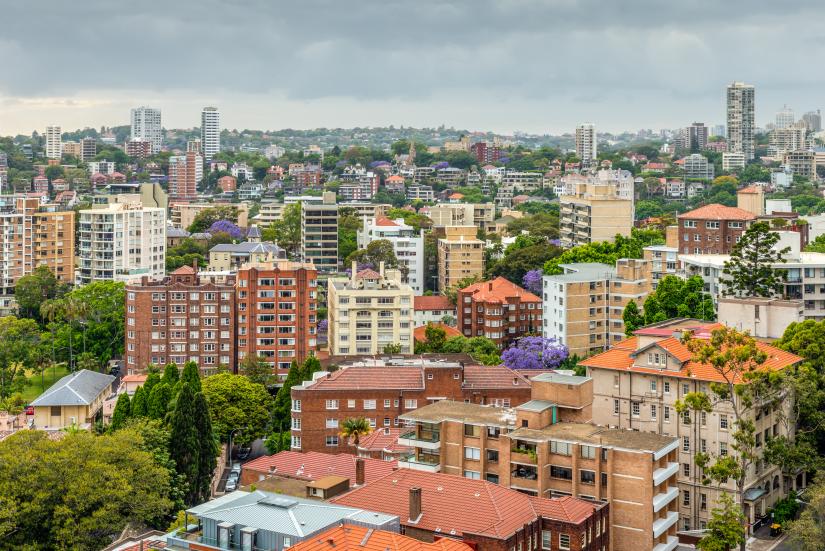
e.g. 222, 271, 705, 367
202, 373, 274, 444
720, 221, 789, 298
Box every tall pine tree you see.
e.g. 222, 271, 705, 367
181, 361, 201, 392
131, 386, 148, 417
110, 393, 131, 431
193, 391, 218, 504
169, 383, 200, 505
144, 372, 160, 394
162, 363, 180, 387
720, 221, 790, 298
273, 360, 302, 426
148, 382, 172, 420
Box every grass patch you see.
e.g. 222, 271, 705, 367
21, 365, 70, 403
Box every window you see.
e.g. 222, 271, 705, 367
651, 404, 657, 419
291, 436, 301, 449
291, 418, 301, 430
631, 402, 640, 417
720, 414, 728, 429
551, 441, 571, 456
326, 400, 339, 410
701, 439, 707, 453
720, 442, 728, 456
650, 380, 657, 391
613, 399, 619, 415
683, 490, 691, 506
664, 406, 671, 421
384, 399, 391, 408
487, 449, 499, 462
683, 463, 690, 477
664, 381, 671, 393
550, 466, 573, 480
601, 472, 608, 487
580, 445, 596, 459
348, 399, 355, 408
682, 410, 691, 424
682, 436, 690, 452
326, 435, 339, 447
700, 493, 707, 511
326, 418, 339, 429
463, 470, 480, 480
291, 399, 301, 412
701, 411, 707, 426
364, 399, 376, 410
580, 470, 595, 485
464, 447, 481, 461
559, 534, 570, 551
404, 399, 417, 409
613, 375, 619, 387
464, 424, 481, 437
542, 531, 552, 550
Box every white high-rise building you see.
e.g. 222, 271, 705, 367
357, 216, 425, 294
77, 203, 166, 284
575, 123, 597, 168
775, 105, 795, 130
726, 82, 755, 161
130, 106, 162, 153
201, 106, 221, 160
45, 125, 62, 159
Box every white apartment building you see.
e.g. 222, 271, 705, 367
88, 160, 116, 176
264, 144, 285, 160
45, 125, 62, 159
722, 152, 746, 172
775, 105, 794, 129
130, 106, 162, 154
327, 262, 415, 355
357, 216, 425, 294
77, 203, 166, 284
201, 107, 221, 160
726, 82, 755, 161
683, 154, 715, 180
575, 123, 597, 168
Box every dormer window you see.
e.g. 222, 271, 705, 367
647, 352, 666, 366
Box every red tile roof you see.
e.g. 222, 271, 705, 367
375, 216, 400, 227
462, 364, 531, 389
241, 451, 396, 485
677, 204, 756, 221
171, 265, 196, 275
289, 524, 472, 551
331, 470, 599, 538
356, 269, 382, 280
304, 367, 425, 391
121, 374, 148, 383
580, 325, 802, 384
356, 427, 413, 455
738, 186, 762, 194
414, 295, 454, 312
414, 323, 461, 342
449, 193, 464, 199
460, 277, 541, 304
386, 175, 405, 182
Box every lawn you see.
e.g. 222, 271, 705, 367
21, 365, 70, 403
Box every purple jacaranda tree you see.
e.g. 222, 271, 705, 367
501, 336, 569, 370
522, 269, 543, 295
208, 220, 244, 240
432, 161, 449, 170
317, 319, 328, 334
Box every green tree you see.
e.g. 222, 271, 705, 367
622, 300, 645, 335
543, 230, 664, 275
162, 363, 180, 387
787, 473, 825, 550
110, 392, 131, 431
148, 382, 172, 420
144, 372, 160, 394
240, 354, 273, 387
338, 208, 362, 262
201, 373, 274, 444
415, 323, 447, 353
696, 493, 746, 551
181, 361, 201, 393
262, 202, 301, 257
444, 274, 483, 305
340, 417, 372, 447
60, 281, 126, 366
383, 343, 402, 354
14, 265, 65, 321
187, 205, 240, 233
274, 360, 302, 426
0, 316, 41, 399
0, 429, 172, 550
719, 222, 790, 298
641, 275, 716, 324
805, 233, 825, 253
346, 239, 405, 278
169, 383, 199, 505
193, 391, 218, 504
131, 386, 148, 417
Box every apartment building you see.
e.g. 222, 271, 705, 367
327, 263, 414, 356
427, 203, 496, 233
125, 266, 236, 373
77, 202, 166, 284
726, 82, 755, 161
201, 106, 221, 160
301, 192, 338, 273
676, 203, 755, 255
236, 260, 318, 376
457, 277, 541, 348
0, 197, 75, 314
358, 217, 425, 294
168, 151, 203, 201
769, 122, 808, 157
784, 150, 816, 180
332, 469, 608, 551
130, 106, 163, 153
169, 201, 250, 229
45, 125, 62, 159
80, 137, 97, 161
407, 184, 435, 202
581, 319, 803, 532
643, 246, 679, 289
436, 226, 485, 292
721, 152, 746, 172
558, 171, 634, 249
682, 154, 714, 180
290, 355, 533, 454
470, 141, 503, 164
542, 260, 650, 357
208, 241, 285, 272
575, 123, 597, 168
396, 373, 679, 551
125, 139, 153, 159
413, 295, 456, 326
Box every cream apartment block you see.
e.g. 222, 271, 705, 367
301, 192, 339, 273
328, 262, 414, 355
77, 203, 166, 284
357, 217, 425, 294
427, 203, 496, 233
169, 202, 250, 229
398, 372, 680, 551
559, 171, 634, 249
436, 225, 485, 292
581, 319, 803, 533
542, 259, 650, 357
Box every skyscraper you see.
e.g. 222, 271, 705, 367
201, 106, 221, 160
575, 123, 597, 168
803, 110, 822, 132
130, 106, 162, 153
726, 82, 755, 161
168, 151, 203, 202
45, 125, 62, 159
775, 105, 795, 130
684, 122, 708, 151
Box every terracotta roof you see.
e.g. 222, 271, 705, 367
580, 326, 802, 384
462, 364, 531, 389
121, 374, 148, 383
171, 265, 196, 275
449, 193, 464, 199
414, 295, 454, 312
414, 323, 462, 342
331, 470, 599, 538
738, 186, 762, 194
386, 175, 405, 182
242, 451, 397, 485
356, 427, 412, 455
356, 269, 382, 280
303, 367, 425, 391
375, 216, 400, 227
677, 204, 756, 221
288, 524, 472, 551
460, 277, 541, 304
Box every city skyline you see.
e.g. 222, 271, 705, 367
1, 1, 823, 136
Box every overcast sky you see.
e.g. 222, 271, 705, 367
1, 0, 823, 136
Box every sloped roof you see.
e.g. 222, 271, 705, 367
304, 367, 425, 391
460, 277, 541, 303
413, 295, 454, 312
375, 217, 400, 227
356, 428, 412, 454
30, 369, 115, 407
171, 265, 196, 275
166, 226, 190, 238
462, 365, 531, 389
677, 204, 756, 221
247, 225, 262, 239
288, 524, 471, 551
210, 242, 284, 256
356, 269, 382, 280
414, 323, 461, 342
331, 470, 599, 538
242, 451, 397, 485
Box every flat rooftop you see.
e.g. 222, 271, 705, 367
509, 423, 677, 454
531, 372, 591, 386
320, 354, 473, 369
400, 400, 516, 428
543, 263, 617, 282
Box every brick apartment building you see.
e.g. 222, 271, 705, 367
236, 260, 318, 377
125, 265, 237, 373
397, 372, 679, 551
290, 355, 533, 454
676, 203, 755, 255
332, 469, 608, 551
457, 277, 542, 348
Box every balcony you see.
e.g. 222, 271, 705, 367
511, 464, 538, 480
652, 486, 679, 512
510, 444, 538, 464
398, 454, 441, 473
652, 536, 679, 551
652, 511, 679, 539
653, 462, 679, 486
398, 430, 441, 451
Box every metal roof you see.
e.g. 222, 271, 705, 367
210, 242, 284, 256
531, 372, 591, 386
30, 369, 115, 407
515, 400, 556, 412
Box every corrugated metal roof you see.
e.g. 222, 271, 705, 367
30, 369, 115, 407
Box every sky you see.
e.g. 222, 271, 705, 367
1, 0, 823, 136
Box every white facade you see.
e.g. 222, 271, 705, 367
45, 125, 62, 159
722, 152, 746, 172
575, 123, 597, 168
130, 106, 162, 154
357, 217, 425, 294
201, 107, 221, 160
88, 160, 116, 175
726, 82, 755, 161
77, 203, 166, 284
775, 105, 795, 130
264, 144, 285, 160
683, 154, 715, 180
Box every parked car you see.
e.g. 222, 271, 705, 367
231, 463, 241, 476
225, 477, 238, 492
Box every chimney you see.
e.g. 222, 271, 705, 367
355, 457, 365, 485
488, 282, 493, 291
409, 487, 422, 522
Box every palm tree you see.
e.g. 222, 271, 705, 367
340, 417, 372, 447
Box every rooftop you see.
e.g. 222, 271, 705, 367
460, 276, 540, 303
413, 295, 454, 312
543, 263, 618, 283
399, 400, 517, 428
288, 524, 471, 551
356, 427, 412, 454
210, 241, 285, 256
414, 323, 461, 342
530, 372, 591, 386
242, 451, 397, 485
677, 203, 756, 221
508, 423, 677, 454
30, 369, 115, 407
